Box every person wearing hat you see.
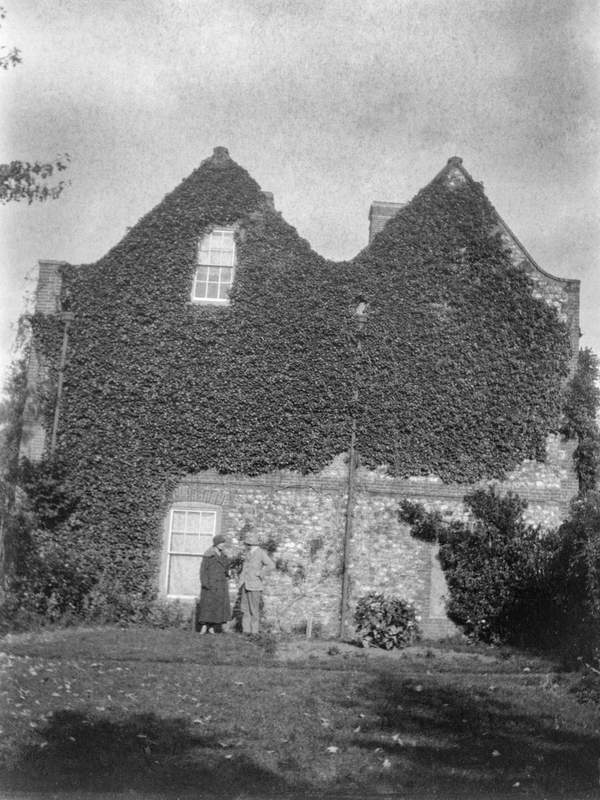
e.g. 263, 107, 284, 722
198, 534, 231, 634
239, 531, 275, 635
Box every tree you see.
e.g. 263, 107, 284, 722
0, 6, 70, 203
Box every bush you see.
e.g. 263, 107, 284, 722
561, 348, 600, 493
551, 491, 600, 668
438, 488, 562, 645
400, 488, 560, 646
354, 593, 420, 649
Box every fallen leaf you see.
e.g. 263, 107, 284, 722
326, 746, 339, 754
492, 750, 501, 757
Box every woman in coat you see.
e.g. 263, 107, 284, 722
198, 534, 231, 634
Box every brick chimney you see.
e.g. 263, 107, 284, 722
368, 201, 405, 243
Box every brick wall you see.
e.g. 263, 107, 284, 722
167, 433, 578, 639
18, 261, 64, 462
368, 201, 405, 242
19, 347, 48, 462
35, 261, 64, 315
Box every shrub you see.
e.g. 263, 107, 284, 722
400, 488, 560, 645
354, 592, 420, 649
551, 491, 600, 668
561, 347, 600, 493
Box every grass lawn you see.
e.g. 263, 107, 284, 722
0, 627, 598, 799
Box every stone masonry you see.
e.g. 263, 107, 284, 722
167, 434, 578, 640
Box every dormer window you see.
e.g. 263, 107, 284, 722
192, 228, 235, 303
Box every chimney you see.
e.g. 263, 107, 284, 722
368, 201, 405, 243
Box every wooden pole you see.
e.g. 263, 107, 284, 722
339, 301, 368, 640
339, 413, 357, 638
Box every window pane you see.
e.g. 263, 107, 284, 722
220, 268, 232, 285
193, 270, 208, 298
182, 534, 202, 554
199, 512, 216, 534
167, 554, 201, 596
206, 282, 218, 298
198, 231, 235, 267
186, 513, 201, 533
172, 511, 186, 532
170, 532, 186, 553
208, 267, 221, 281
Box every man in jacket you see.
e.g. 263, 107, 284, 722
239, 531, 275, 635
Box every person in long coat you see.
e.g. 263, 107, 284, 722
198, 534, 231, 634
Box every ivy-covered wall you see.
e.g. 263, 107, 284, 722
25, 147, 576, 608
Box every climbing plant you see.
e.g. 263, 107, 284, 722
16, 151, 572, 613
561, 347, 600, 493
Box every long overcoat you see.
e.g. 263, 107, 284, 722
198, 547, 231, 624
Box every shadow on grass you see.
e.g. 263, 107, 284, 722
1, 710, 293, 796
354, 671, 599, 798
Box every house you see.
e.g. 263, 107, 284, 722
18, 147, 580, 637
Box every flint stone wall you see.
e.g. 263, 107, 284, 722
169, 434, 578, 639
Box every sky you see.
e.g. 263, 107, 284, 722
1, 0, 599, 388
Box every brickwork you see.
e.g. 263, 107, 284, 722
18, 261, 65, 462
368, 201, 405, 242
167, 433, 578, 639
18, 348, 48, 462
35, 261, 64, 315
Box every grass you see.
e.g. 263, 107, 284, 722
0, 627, 599, 799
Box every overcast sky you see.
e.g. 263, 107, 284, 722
1, 0, 599, 389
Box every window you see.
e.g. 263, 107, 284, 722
192, 228, 235, 303
165, 506, 218, 597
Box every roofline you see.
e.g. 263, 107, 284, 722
439, 158, 580, 288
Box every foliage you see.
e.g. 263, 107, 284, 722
402, 488, 600, 667
17, 151, 571, 617
0, 6, 20, 70
0, 157, 71, 204
561, 348, 600, 493
354, 592, 420, 649
0, 6, 70, 203
398, 499, 443, 542
0, 458, 94, 630
551, 491, 600, 668
401, 488, 560, 645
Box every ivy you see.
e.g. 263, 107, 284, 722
561, 348, 600, 493
23, 152, 572, 607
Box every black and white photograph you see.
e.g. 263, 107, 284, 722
1, 2, 599, 798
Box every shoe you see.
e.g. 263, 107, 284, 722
208, 628, 216, 634
199, 625, 208, 634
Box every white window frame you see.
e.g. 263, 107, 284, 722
164, 503, 220, 599
191, 228, 236, 304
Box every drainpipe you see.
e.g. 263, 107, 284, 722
49, 310, 74, 458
